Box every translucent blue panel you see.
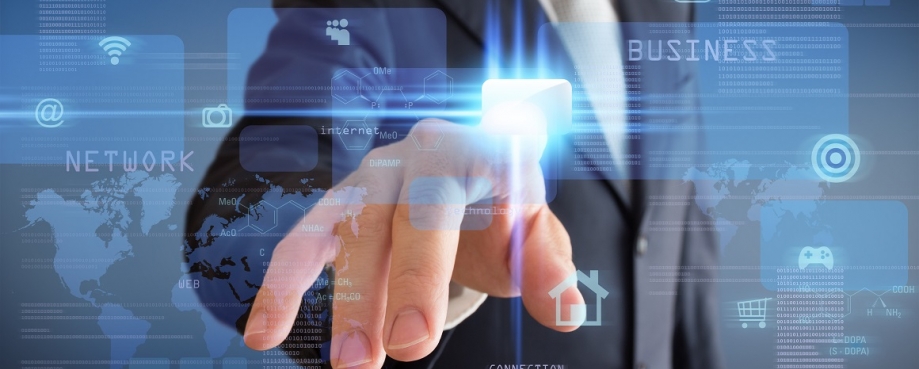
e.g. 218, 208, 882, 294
537, 22, 850, 180
240, 125, 319, 172
0, 35, 185, 166
408, 176, 495, 231
760, 201, 908, 291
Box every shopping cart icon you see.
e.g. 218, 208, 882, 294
737, 298, 771, 328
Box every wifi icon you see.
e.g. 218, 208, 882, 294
99, 36, 131, 65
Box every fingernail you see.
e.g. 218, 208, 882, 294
387, 309, 430, 350
335, 330, 372, 368
243, 309, 268, 344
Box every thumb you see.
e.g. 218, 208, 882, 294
515, 205, 584, 332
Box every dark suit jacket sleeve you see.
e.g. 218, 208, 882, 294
182, 2, 411, 365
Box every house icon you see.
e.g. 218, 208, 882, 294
548, 270, 608, 326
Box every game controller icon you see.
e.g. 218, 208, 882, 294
798, 246, 834, 270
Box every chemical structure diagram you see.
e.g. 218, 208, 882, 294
217, 198, 317, 236
220, 194, 361, 236
329, 69, 454, 151
796, 285, 914, 321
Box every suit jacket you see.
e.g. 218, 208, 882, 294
184, 1, 725, 368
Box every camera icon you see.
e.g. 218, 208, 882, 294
202, 104, 233, 128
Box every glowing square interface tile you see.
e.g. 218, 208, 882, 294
482, 79, 572, 135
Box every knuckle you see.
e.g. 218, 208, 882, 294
353, 205, 391, 238
347, 171, 381, 199
390, 263, 447, 296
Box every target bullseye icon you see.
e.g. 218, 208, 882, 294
811, 134, 860, 183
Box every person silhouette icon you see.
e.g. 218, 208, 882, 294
337, 19, 350, 46
325, 19, 350, 46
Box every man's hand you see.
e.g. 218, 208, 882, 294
243, 117, 584, 368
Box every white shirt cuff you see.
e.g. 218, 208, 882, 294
443, 282, 488, 330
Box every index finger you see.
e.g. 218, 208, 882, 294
381, 119, 514, 361
383, 174, 467, 361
